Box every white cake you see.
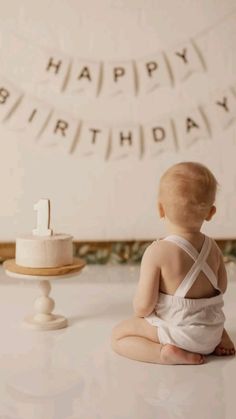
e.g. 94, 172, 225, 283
16, 233, 73, 268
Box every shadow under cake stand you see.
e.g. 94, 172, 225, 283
3, 258, 86, 331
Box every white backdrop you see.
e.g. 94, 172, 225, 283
0, 0, 236, 241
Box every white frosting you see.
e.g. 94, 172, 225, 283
16, 234, 73, 268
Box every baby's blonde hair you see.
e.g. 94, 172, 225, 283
159, 162, 218, 226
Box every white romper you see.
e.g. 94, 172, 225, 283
145, 234, 225, 355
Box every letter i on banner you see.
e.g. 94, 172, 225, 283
207, 88, 236, 130
39, 110, 80, 153
175, 107, 209, 149
143, 118, 176, 157
103, 61, 136, 96
0, 77, 22, 121
75, 122, 110, 158
166, 40, 205, 83
110, 125, 141, 160
136, 53, 172, 94
6, 95, 52, 138
65, 60, 101, 96
32, 48, 71, 92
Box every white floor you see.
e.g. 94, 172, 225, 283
0, 263, 235, 419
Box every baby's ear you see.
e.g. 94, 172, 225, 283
158, 202, 165, 218
205, 205, 216, 221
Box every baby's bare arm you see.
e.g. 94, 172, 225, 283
217, 254, 227, 293
133, 242, 161, 317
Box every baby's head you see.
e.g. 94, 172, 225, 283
158, 162, 218, 229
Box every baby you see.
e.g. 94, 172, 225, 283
111, 162, 235, 364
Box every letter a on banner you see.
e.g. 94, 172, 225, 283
0, 77, 22, 121
110, 125, 141, 159
143, 118, 176, 157
136, 53, 172, 94
6, 95, 52, 138
66, 60, 101, 96
103, 61, 136, 96
39, 110, 80, 153
208, 88, 236, 130
75, 122, 110, 158
175, 107, 209, 149
166, 40, 204, 83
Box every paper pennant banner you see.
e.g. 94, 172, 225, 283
110, 125, 141, 159
6, 95, 52, 137
103, 61, 136, 96
75, 122, 110, 157
0, 77, 22, 121
208, 88, 236, 130
32, 48, 71, 92
166, 40, 204, 83
136, 53, 172, 93
175, 107, 209, 149
39, 110, 80, 152
143, 118, 176, 156
66, 60, 101, 96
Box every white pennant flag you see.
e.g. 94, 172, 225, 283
0, 77, 22, 121
6, 95, 52, 137
39, 110, 80, 153
110, 125, 141, 160
66, 60, 101, 96
208, 88, 236, 130
166, 40, 204, 83
75, 122, 110, 158
136, 53, 172, 94
174, 107, 209, 149
32, 48, 71, 92
103, 61, 136, 96
143, 118, 176, 157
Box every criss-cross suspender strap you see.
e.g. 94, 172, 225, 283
163, 235, 221, 297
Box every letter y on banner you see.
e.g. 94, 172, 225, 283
166, 40, 204, 84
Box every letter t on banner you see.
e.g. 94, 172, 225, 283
110, 125, 141, 159
75, 122, 110, 158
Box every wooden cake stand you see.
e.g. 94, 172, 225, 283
3, 258, 86, 331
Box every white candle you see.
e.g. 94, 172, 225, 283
32, 199, 53, 236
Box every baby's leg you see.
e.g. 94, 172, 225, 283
213, 328, 235, 356
111, 316, 205, 365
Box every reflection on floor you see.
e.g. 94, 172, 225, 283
0, 264, 235, 419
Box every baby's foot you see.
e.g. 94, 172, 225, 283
160, 344, 205, 365
213, 329, 235, 356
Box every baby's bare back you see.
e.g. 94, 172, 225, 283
157, 233, 222, 299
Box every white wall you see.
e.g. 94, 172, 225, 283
0, 0, 236, 240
